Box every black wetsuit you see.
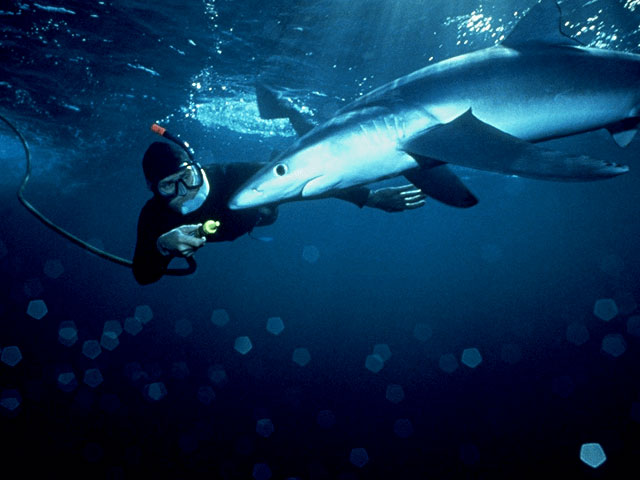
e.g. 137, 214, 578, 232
133, 163, 369, 285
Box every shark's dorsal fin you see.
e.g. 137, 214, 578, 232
502, 0, 581, 49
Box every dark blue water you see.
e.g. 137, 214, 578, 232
2, 0, 640, 477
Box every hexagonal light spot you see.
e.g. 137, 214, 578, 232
1, 346, 22, 367
266, 317, 284, 336
386, 384, 405, 404
627, 315, 640, 337
252, 463, 272, 480
58, 321, 78, 347
124, 316, 143, 336
580, 443, 606, 468
57, 371, 77, 392
208, 365, 228, 385
175, 318, 193, 337
256, 418, 274, 438
317, 409, 336, 429
413, 323, 433, 342
365, 354, 384, 373
134, 305, 153, 325
601, 334, 626, 358
393, 418, 413, 438
145, 382, 167, 401
373, 344, 391, 362
103, 320, 122, 337
439, 353, 459, 373
0, 389, 22, 412
461, 348, 482, 368
43, 259, 64, 279
100, 332, 119, 351
593, 298, 618, 322
302, 245, 320, 263
566, 322, 590, 346
234, 336, 253, 355
349, 447, 369, 468
27, 299, 48, 320
197, 386, 215, 405
292, 347, 311, 367
82, 340, 102, 360
210, 308, 230, 327
84, 368, 104, 388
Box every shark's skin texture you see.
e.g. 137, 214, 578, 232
229, 0, 638, 210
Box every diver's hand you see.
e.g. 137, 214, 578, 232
156, 224, 206, 257
365, 185, 426, 212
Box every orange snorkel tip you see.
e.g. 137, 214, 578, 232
151, 123, 166, 136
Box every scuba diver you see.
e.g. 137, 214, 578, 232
133, 85, 427, 285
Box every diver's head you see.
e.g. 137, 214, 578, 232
143, 141, 209, 214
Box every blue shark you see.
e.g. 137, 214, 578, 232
229, 0, 638, 210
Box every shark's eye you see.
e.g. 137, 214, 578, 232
274, 164, 288, 176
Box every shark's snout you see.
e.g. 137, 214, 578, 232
229, 187, 264, 210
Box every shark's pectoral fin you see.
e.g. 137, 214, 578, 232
401, 109, 629, 181
606, 117, 640, 147
404, 158, 478, 208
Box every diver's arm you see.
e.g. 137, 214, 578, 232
330, 185, 427, 212
132, 208, 173, 285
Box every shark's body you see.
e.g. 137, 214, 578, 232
229, 0, 639, 210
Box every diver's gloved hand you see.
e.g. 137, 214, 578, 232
365, 185, 427, 212
156, 224, 206, 257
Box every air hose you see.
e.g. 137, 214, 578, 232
0, 112, 195, 275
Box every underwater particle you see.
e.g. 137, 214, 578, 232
0, 389, 22, 412
413, 323, 432, 341
1, 346, 22, 367
386, 384, 405, 404
365, 354, 384, 373
234, 336, 253, 355
134, 304, 153, 325
100, 331, 119, 351
580, 443, 606, 468
103, 320, 123, 337
500, 343, 522, 364
144, 382, 167, 401
373, 344, 391, 362
197, 385, 215, 405
552, 375, 575, 398
256, 418, 275, 438
393, 418, 413, 438
82, 340, 102, 360
57, 371, 77, 392
253, 463, 272, 480
124, 316, 143, 336
460, 443, 481, 466
461, 348, 483, 368
317, 409, 336, 429
601, 334, 626, 357
175, 318, 193, 337
566, 322, 590, 346
349, 447, 369, 468
43, 259, 64, 279
26, 299, 48, 320
292, 347, 311, 367
593, 298, 618, 321
266, 316, 284, 335
58, 321, 78, 347
207, 364, 228, 385
302, 245, 320, 263
84, 368, 104, 388
210, 308, 230, 327
439, 353, 459, 373
170, 361, 190, 380
627, 315, 640, 337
